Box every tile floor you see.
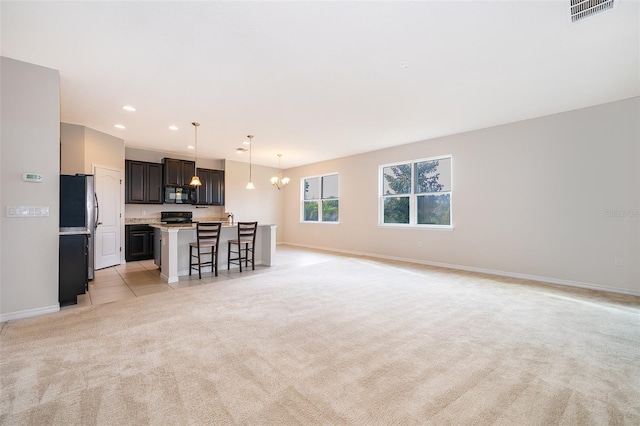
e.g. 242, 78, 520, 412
72, 246, 337, 307
76, 259, 263, 306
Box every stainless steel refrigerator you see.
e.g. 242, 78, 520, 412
60, 174, 97, 280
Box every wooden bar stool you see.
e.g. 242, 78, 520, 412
227, 221, 258, 272
189, 222, 222, 279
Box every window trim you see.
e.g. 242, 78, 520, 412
378, 155, 453, 229
300, 172, 340, 224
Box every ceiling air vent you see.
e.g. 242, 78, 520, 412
570, 0, 615, 23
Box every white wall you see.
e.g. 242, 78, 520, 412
84, 127, 125, 174
225, 159, 283, 239
61, 123, 125, 175
282, 98, 640, 295
60, 123, 84, 174
125, 146, 224, 170
1, 57, 61, 319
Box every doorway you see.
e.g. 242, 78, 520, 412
94, 165, 122, 270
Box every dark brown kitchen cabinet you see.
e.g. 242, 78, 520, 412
59, 234, 88, 306
163, 158, 195, 187
125, 160, 163, 204
195, 168, 225, 206
125, 224, 155, 261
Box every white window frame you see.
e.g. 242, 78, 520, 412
378, 155, 453, 229
301, 173, 340, 224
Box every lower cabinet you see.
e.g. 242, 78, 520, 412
125, 225, 155, 261
59, 234, 88, 306
153, 228, 162, 268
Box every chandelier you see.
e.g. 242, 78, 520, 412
270, 154, 290, 190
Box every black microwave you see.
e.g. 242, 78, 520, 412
164, 187, 195, 204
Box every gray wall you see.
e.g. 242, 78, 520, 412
60, 123, 85, 174
61, 122, 125, 175
125, 147, 224, 170
1, 57, 61, 319
84, 127, 125, 174
282, 98, 640, 295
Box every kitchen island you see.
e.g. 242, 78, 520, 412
151, 223, 276, 283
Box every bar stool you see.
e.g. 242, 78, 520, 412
227, 221, 258, 272
189, 222, 222, 279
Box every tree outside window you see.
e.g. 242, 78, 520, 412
302, 174, 339, 223
382, 163, 411, 224
381, 156, 451, 227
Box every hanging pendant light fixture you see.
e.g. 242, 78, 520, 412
270, 154, 290, 190
245, 135, 255, 190
189, 122, 202, 186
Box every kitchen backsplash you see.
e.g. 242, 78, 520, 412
125, 204, 225, 222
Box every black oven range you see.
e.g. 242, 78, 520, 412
160, 211, 193, 225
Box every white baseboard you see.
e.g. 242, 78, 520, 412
0, 304, 60, 322
281, 242, 640, 297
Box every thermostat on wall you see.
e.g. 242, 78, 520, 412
22, 172, 43, 182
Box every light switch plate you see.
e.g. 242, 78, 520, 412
6, 206, 50, 217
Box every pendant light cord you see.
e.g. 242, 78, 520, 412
248, 135, 253, 181
192, 122, 200, 165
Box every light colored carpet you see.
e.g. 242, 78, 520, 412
1, 247, 639, 425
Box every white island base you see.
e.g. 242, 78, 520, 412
154, 224, 276, 283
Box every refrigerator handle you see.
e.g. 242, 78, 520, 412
95, 192, 101, 229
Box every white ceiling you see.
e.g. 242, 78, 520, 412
1, 1, 638, 168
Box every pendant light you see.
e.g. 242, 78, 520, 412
245, 135, 255, 190
189, 122, 202, 186
270, 154, 290, 190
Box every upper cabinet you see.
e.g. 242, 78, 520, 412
163, 158, 195, 187
195, 168, 225, 206
125, 160, 163, 204
126, 157, 222, 205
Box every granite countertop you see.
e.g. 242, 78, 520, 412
126, 218, 274, 229
59, 227, 90, 235
125, 218, 162, 225
149, 222, 237, 230
125, 217, 227, 225
148, 223, 194, 230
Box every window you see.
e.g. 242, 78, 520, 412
302, 173, 339, 223
380, 155, 451, 227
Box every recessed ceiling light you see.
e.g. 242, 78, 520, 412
186, 145, 195, 150
243, 140, 251, 145
114, 124, 126, 129
169, 125, 179, 131
122, 105, 136, 112
236, 147, 247, 154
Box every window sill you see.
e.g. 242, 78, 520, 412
377, 224, 454, 231
300, 221, 340, 225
